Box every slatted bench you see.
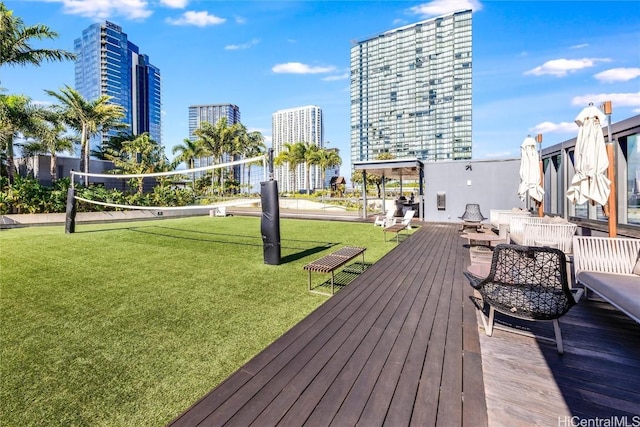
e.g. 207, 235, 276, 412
383, 223, 408, 243
304, 246, 366, 295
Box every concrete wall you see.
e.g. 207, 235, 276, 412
423, 158, 525, 222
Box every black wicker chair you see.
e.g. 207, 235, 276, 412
459, 203, 486, 222
463, 244, 583, 354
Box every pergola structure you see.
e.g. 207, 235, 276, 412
353, 158, 425, 221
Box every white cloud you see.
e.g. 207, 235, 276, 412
524, 58, 611, 77
272, 62, 336, 74
571, 43, 589, 49
530, 121, 577, 135
225, 38, 260, 51
594, 67, 640, 83
166, 11, 225, 26
235, 16, 246, 24
160, 0, 188, 8
408, 0, 482, 18
572, 92, 640, 109
322, 73, 349, 82
59, 0, 152, 20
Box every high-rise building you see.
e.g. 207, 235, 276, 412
188, 103, 241, 171
188, 104, 241, 140
272, 105, 324, 193
350, 10, 472, 165
75, 21, 161, 152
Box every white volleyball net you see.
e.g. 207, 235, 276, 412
69, 155, 267, 214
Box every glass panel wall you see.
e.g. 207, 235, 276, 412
626, 133, 640, 224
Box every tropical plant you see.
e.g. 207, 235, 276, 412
172, 137, 207, 188
90, 131, 133, 160
274, 142, 306, 193
240, 129, 266, 193
193, 117, 240, 193
0, 3, 75, 68
0, 94, 41, 184
310, 147, 342, 192
45, 85, 126, 186
104, 132, 169, 195
21, 108, 76, 180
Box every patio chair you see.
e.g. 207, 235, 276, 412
373, 209, 395, 227
463, 244, 583, 354
459, 203, 486, 222
459, 204, 486, 232
389, 209, 416, 229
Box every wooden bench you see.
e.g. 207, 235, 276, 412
383, 223, 408, 243
573, 236, 640, 323
304, 246, 366, 295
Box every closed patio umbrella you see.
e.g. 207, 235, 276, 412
566, 103, 610, 206
518, 135, 544, 204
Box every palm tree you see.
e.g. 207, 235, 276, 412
0, 3, 75, 68
241, 130, 266, 193
302, 142, 319, 195
0, 94, 40, 183
310, 148, 342, 192
172, 138, 206, 188
90, 131, 134, 160
274, 142, 305, 193
194, 117, 238, 193
21, 108, 75, 180
106, 132, 167, 194
45, 85, 125, 185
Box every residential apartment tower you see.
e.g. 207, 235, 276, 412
272, 105, 324, 192
350, 10, 472, 164
75, 21, 161, 151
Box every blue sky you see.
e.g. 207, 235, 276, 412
2, 0, 639, 174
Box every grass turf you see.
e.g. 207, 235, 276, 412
0, 215, 401, 426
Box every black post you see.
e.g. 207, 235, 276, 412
65, 185, 77, 234
260, 180, 281, 265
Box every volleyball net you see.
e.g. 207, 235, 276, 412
65, 155, 267, 232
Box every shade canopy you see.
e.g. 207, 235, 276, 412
517, 136, 544, 203
566, 103, 610, 206
353, 158, 424, 180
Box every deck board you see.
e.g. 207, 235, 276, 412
168, 221, 640, 426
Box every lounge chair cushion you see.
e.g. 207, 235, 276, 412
576, 271, 640, 320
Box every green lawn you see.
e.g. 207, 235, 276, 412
0, 216, 398, 426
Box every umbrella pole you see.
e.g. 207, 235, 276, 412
607, 143, 616, 237
537, 134, 544, 217
604, 101, 616, 237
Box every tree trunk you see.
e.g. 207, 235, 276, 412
50, 154, 57, 180
6, 137, 15, 185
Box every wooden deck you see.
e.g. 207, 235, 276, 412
168, 222, 640, 426
169, 223, 487, 426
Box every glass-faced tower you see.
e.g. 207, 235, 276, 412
350, 10, 472, 164
75, 21, 161, 152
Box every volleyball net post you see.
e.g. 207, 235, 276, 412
261, 148, 281, 265
65, 173, 77, 234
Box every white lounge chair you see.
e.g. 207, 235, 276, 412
389, 209, 415, 229
374, 209, 395, 227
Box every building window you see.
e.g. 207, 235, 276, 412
626, 133, 640, 224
